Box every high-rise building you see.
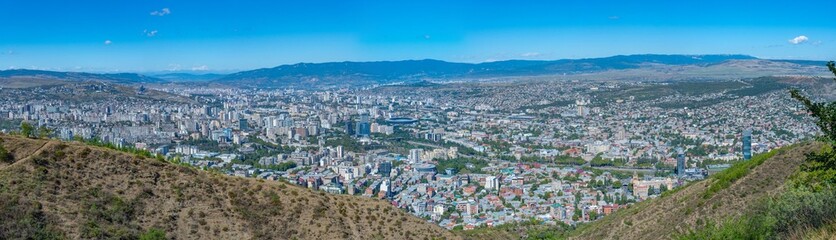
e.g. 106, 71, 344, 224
345, 120, 355, 135
576, 98, 589, 117
742, 129, 752, 160
239, 118, 248, 131
223, 128, 233, 140
380, 179, 391, 198
485, 176, 501, 191
356, 114, 371, 137
676, 147, 685, 177
409, 149, 423, 163
378, 162, 392, 177
336, 145, 344, 159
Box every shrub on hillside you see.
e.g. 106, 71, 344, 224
0, 145, 12, 163
139, 229, 166, 240
679, 188, 836, 239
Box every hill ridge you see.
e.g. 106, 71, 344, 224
567, 143, 820, 240
215, 54, 762, 88
0, 135, 459, 240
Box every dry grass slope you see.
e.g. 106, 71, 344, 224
0, 135, 459, 240
568, 143, 819, 240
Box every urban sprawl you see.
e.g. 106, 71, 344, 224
0, 80, 818, 230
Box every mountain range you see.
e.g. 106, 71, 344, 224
0, 54, 829, 89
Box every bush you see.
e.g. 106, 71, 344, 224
680, 187, 836, 239
139, 228, 166, 240
792, 146, 836, 190
0, 145, 12, 163
0, 194, 64, 239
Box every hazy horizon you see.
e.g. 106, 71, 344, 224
0, 53, 825, 75
1, 0, 835, 72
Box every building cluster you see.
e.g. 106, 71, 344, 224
0, 79, 820, 229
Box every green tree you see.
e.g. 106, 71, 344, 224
20, 122, 34, 138
790, 61, 836, 144
38, 126, 52, 139
572, 209, 581, 221
790, 61, 836, 186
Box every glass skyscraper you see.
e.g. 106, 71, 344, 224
239, 118, 248, 131
742, 130, 752, 160
379, 162, 392, 177
676, 147, 685, 177
345, 121, 355, 135
356, 114, 371, 137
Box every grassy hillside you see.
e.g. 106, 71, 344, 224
561, 143, 832, 240
449, 143, 828, 240
0, 135, 459, 240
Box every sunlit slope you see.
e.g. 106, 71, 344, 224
0, 135, 459, 240
568, 143, 819, 240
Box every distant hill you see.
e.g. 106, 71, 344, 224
0, 135, 458, 240
0, 69, 165, 87
0, 81, 193, 104
215, 54, 762, 88
151, 73, 226, 82
1, 55, 829, 89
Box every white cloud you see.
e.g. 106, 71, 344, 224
167, 64, 182, 71
145, 30, 158, 37
788, 35, 809, 45
150, 8, 171, 16
191, 65, 209, 71
608, 16, 620, 20
521, 52, 542, 57
423, 35, 431, 39
104, 40, 112, 45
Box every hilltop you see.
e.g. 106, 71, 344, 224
0, 135, 459, 240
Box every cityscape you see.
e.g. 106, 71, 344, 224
0, 75, 821, 230
1, 1, 835, 239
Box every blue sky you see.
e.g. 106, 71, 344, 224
1, 0, 835, 72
